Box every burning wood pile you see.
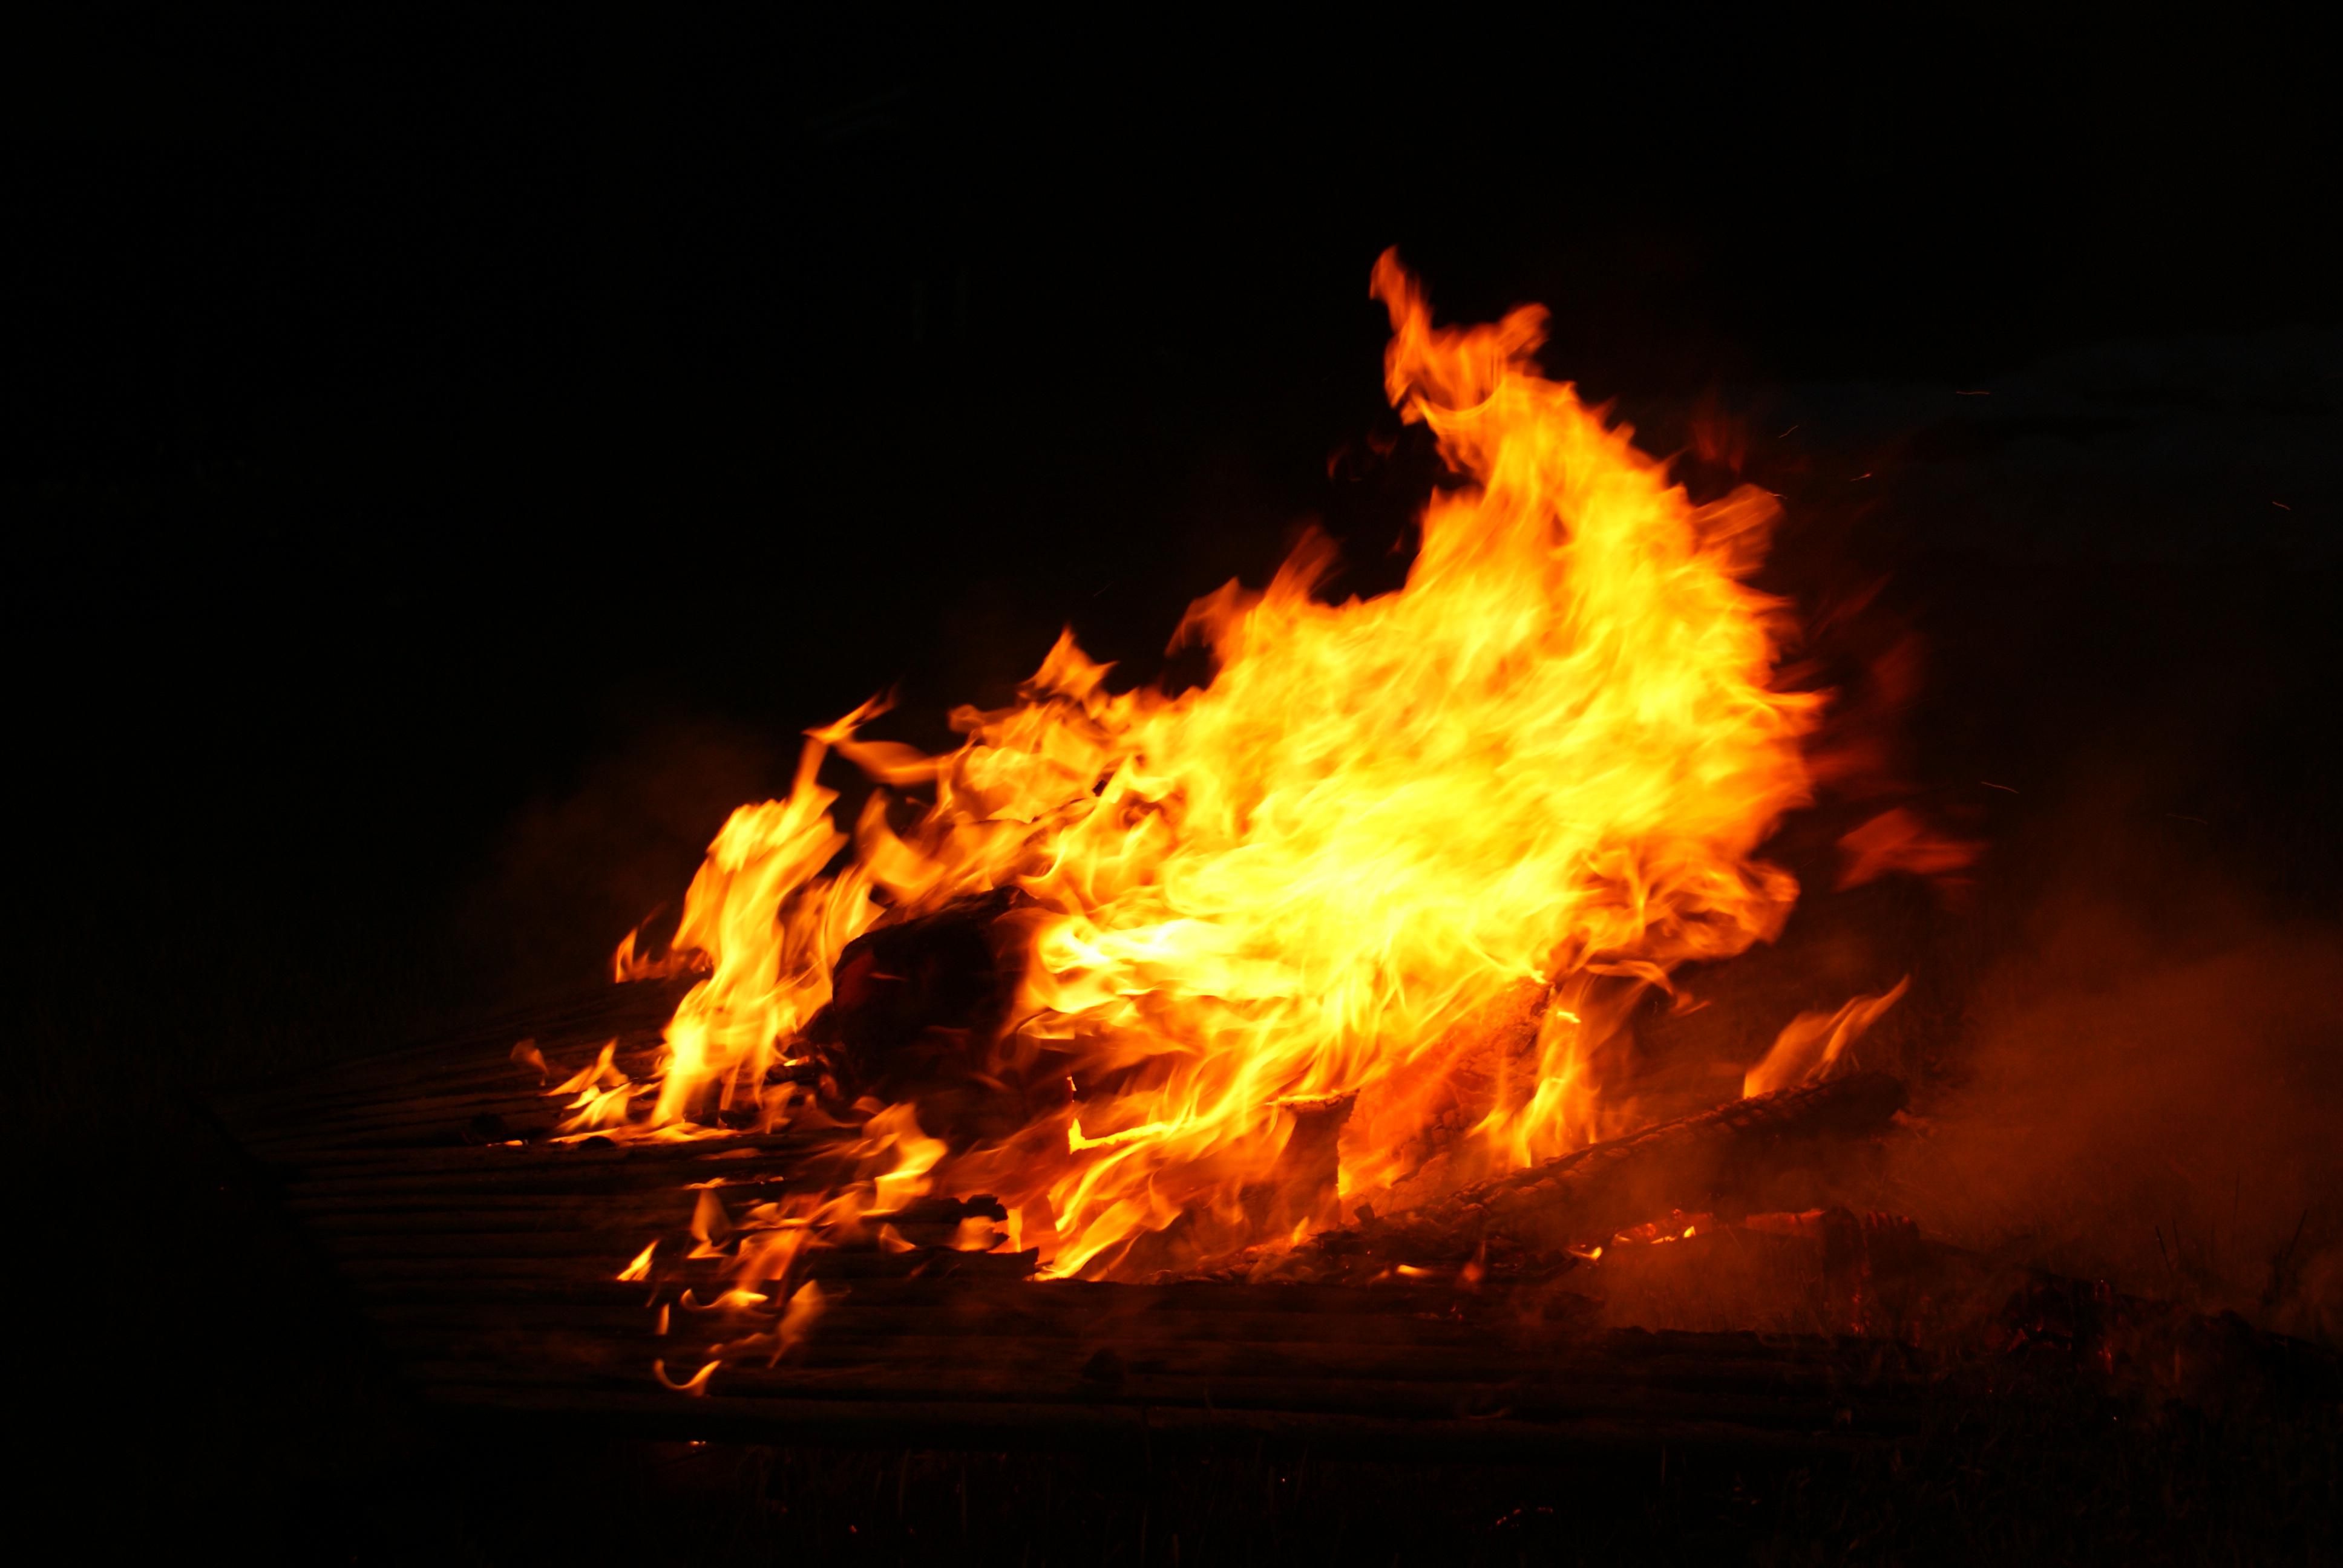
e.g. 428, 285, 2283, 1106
214, 255, 2335, 1455
585, 253, 1836, 1270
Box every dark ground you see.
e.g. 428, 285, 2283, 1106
11, 18, 2340, 1563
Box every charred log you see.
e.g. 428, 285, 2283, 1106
1250, 1093, 1354, 1236
799, 887, 1031, 1139
1217, 1071, 1907, 1282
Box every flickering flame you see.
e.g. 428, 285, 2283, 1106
598, 253, 1822, 1279
653, 1359, 719, 1397
612, 920, 700, 983
1743, 976, 1909, 1099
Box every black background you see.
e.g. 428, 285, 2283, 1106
15, 19, 2333, 1069
9, 17, 2339, 1555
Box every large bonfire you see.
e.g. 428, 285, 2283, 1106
583, 252, 1822, 1281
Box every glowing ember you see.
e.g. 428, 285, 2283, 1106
589, 253, 1824, 1278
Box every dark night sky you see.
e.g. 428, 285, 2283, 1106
9, 19, 2336, 1080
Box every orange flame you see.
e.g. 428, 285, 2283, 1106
603, 253, 1823, 1277
1835, 806, 1981, 890
1743, 976, 1909, 1098
612, 920, 701, 983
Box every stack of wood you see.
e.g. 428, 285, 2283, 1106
208, 937, 2336, 1455
203, 982, 1958, 1454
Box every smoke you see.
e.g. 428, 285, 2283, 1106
1883, 884, 2343, 1344
450, 717, 790, 1007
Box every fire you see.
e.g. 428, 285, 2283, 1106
595, 252, 1821, 1278
1743, 976, 1910, 1099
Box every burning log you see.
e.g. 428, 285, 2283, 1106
583, 257, 1852, 1274
1256, 1093, 1354, 1235
1221, 1072, 1907, 1282
211, 984, 2342, 1487
798, 887, 1034, 1141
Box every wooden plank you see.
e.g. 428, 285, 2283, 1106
415, 1383, 1877, 1459
257, 1127, 837, 1179
207, 982, 1944, 1457
395, 1354, 1910, 1435
376, 1328, 1923, 1413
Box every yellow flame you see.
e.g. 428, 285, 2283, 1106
772, 1281, 828, 1364
608, 253, 1820, 1278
